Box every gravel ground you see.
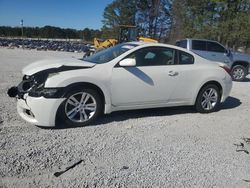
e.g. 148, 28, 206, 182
0, 48, 250, 188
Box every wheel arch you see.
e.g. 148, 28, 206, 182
55, 82, 107, 127
61, 82, 106, 107
195, 81, 223, 103
55, 82, 110, 127
232, 61, 249, 69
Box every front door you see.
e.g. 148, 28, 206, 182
111, 47, 180, 107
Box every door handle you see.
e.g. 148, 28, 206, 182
168, 71, 178, 76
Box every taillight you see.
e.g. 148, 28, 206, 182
220, 65, 231, 75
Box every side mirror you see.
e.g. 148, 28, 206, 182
119, 58, 136, 67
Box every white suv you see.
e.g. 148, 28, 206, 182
176, 39, 250, 81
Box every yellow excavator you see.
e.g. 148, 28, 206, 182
85, 25, 158, 56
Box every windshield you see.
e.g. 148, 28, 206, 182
83, 43, 137, 64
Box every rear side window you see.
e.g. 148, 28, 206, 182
192, 40, 206, 51
176, 40, 187, 48
207, 41, 226, 53
179, 51, 194, 64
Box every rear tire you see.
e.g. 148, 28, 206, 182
195, 84, 221, 113
231, 65, 247, 81
58, 88, 103, 127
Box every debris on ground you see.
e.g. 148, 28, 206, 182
54, 159, 83, 177
121, 166, 129, 170
234, 142, 249, 154
242, 137, 250, 144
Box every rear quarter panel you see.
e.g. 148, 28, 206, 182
181, 57, 228, 105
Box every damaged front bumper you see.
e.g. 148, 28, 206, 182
7, 81, 65, 127
17, 95, 64, 127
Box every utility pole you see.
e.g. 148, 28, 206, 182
20, 19, 24, 38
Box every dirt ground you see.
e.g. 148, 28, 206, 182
0, 48, 250, 187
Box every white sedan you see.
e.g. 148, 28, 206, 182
8, 42, 232, 127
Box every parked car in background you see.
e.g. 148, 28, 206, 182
8, 42, 232, 127
0, 38, 90, 53
176, 39, 250, 81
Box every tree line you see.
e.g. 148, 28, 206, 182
102, 0, 250, 49
102, 0, 172, 41
171, 0, 250, 49
1, 0, 249, 48
0, 26, 102, 42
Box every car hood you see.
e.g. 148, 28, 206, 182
22, 58, 95, 75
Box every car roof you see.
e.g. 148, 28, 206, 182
125, 41, 182, 49
124, 41, 196, 55
177, 38, 219, 43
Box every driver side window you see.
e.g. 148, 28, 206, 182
127, 47, 176, 66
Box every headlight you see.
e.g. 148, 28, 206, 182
29, 88, 62, 98
25, 70, 62, 98
33, 72, 49, 85
41, 88, 60, 98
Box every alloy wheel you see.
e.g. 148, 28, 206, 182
65, 92, 97, 123
232, 67, 244, 80
201, 88, 218, 110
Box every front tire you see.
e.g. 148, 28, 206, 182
195, 84, 221, 113
231, 65, 247, 81
59, 88, 103, 127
